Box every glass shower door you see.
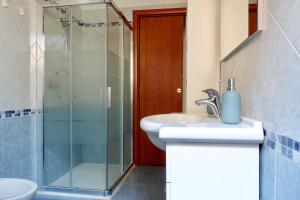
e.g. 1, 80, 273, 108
107, 4, 124, 188
70, 3, 107, 190
44, 3, 108, 191
123, 24, 133, 170
43, 2, 133, 192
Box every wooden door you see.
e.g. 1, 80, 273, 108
133, 8, 186, 165
249, 4, 258, 36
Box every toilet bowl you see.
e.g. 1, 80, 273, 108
0, 179, 37, 200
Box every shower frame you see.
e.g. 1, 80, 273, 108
42, 0, 134, 196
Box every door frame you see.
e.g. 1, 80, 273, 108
133, 8, 187, 165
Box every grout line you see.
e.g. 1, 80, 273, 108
19, 114, 21, 138
265, 89, 284, 133
0, 119, 2, 167
266, 9, 300, 59
274, 135, 277, 200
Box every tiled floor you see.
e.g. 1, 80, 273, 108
112, 166, 166, 200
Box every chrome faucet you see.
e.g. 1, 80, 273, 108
195, 89, 221, 118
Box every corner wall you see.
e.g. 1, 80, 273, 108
0, 0, 42, 184
221, 0, 300, 199
185, 0, 220, 113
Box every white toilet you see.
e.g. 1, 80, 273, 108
0, 179, 37, 200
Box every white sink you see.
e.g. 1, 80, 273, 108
140, 113, 205, 150
140, 113, 264, 151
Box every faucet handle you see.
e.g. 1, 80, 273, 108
202, 89, 219, 98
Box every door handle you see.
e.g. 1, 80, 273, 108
177, 88, 182, 94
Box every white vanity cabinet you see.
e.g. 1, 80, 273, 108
160, 118, 264, 200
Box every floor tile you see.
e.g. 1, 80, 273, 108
113, 166, 166, 200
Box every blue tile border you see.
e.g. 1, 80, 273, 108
264, 128, 300, 164
264, 129, 277, 150
294, 141, 300, 152
0, 108, 42, 119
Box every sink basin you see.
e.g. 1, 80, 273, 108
140, 113, 205, 150
140, 113, 212, 150
140, 113, 264, 151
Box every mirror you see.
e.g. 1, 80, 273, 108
220, 0, 262, 60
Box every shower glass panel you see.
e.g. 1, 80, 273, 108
43, 6, 72, 188
43, 1, 133, 193
44, 3, 108, 191
123, 24, 133, 170
107, 4, 124, 188
71, 4, 107, 190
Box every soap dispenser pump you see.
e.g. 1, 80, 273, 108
221, 78, 241, 124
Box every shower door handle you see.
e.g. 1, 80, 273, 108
108, 87, 111, 109
100, 86, 103, 108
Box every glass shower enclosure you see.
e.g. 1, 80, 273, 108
43, 0, 133, 194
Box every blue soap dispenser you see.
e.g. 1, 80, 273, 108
221, 78, 241, 124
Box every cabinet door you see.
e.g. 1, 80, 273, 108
166, 182, 171, 200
